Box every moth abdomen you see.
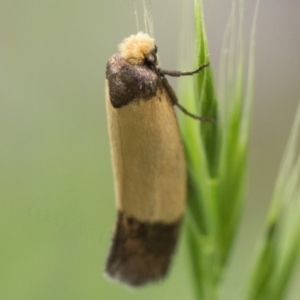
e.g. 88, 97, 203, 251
105, 211, 181, 287
105, 32, 185, 287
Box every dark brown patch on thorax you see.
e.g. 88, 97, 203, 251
105, 211, 181, 287
106, 54, 162, 108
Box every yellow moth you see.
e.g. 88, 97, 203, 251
105, 32, 209, 287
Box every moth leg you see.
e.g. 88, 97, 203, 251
158, 63, 210, 77
160, 76, 214, 122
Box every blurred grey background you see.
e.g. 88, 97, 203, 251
1, 1, 300, 299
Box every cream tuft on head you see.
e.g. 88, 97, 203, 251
118, 32, 155, 65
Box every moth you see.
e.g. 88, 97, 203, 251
105, 32, 209, 287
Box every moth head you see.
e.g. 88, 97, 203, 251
119, 32, 157, 66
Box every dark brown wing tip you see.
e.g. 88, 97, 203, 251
105, 211, 182, 287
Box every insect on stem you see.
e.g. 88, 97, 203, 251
105, 32, 215, 287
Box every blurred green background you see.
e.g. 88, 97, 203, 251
1, 1, 300, 299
